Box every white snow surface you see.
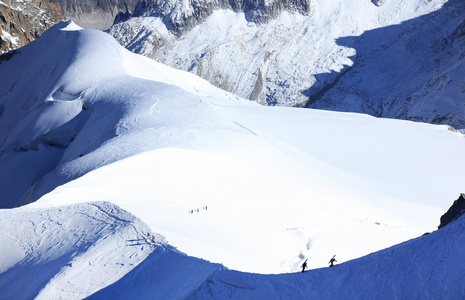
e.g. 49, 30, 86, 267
1, 20, 465, 298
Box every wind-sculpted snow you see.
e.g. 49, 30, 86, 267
2, 202, 465, 299
2, 199, 465, 299
0, 202, 155, 299
0, 20, 241, 208
189, 212, 465, 299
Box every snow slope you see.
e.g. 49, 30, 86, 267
91, 212, 465, 299
2, 201, 464, 299
107, 0, 465, 128
1, 21, 465, 278
308, 0, 465, 128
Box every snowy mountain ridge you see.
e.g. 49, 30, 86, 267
108, 0, 465, 128
1, 20, 465, 298
116, 0, 311, 34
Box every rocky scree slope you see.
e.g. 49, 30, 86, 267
0, 0, 64, 52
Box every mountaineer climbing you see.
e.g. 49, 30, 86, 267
329, 255, 337, 267
301, 259, 308, 272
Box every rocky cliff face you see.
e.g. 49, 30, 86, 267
439, 194, 465, 229
49, 0, 139, 29
0, 0, 64, 52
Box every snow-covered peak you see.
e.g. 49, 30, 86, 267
61, 20, 84, 31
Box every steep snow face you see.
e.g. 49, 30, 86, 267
107, 0, 465, 128
2, 22, 465, 275
0, 202, 155, 299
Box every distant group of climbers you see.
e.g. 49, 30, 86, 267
188, 206, 208, 214
147, 233, 155, 243
301, 255, 337, 273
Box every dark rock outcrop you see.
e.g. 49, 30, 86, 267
118, 0, 311, 35
438, 194, 465, 229
0, 0, 65, 52
371, 0, 387, 7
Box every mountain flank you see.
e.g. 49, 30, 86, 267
0, 0, 64, 52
